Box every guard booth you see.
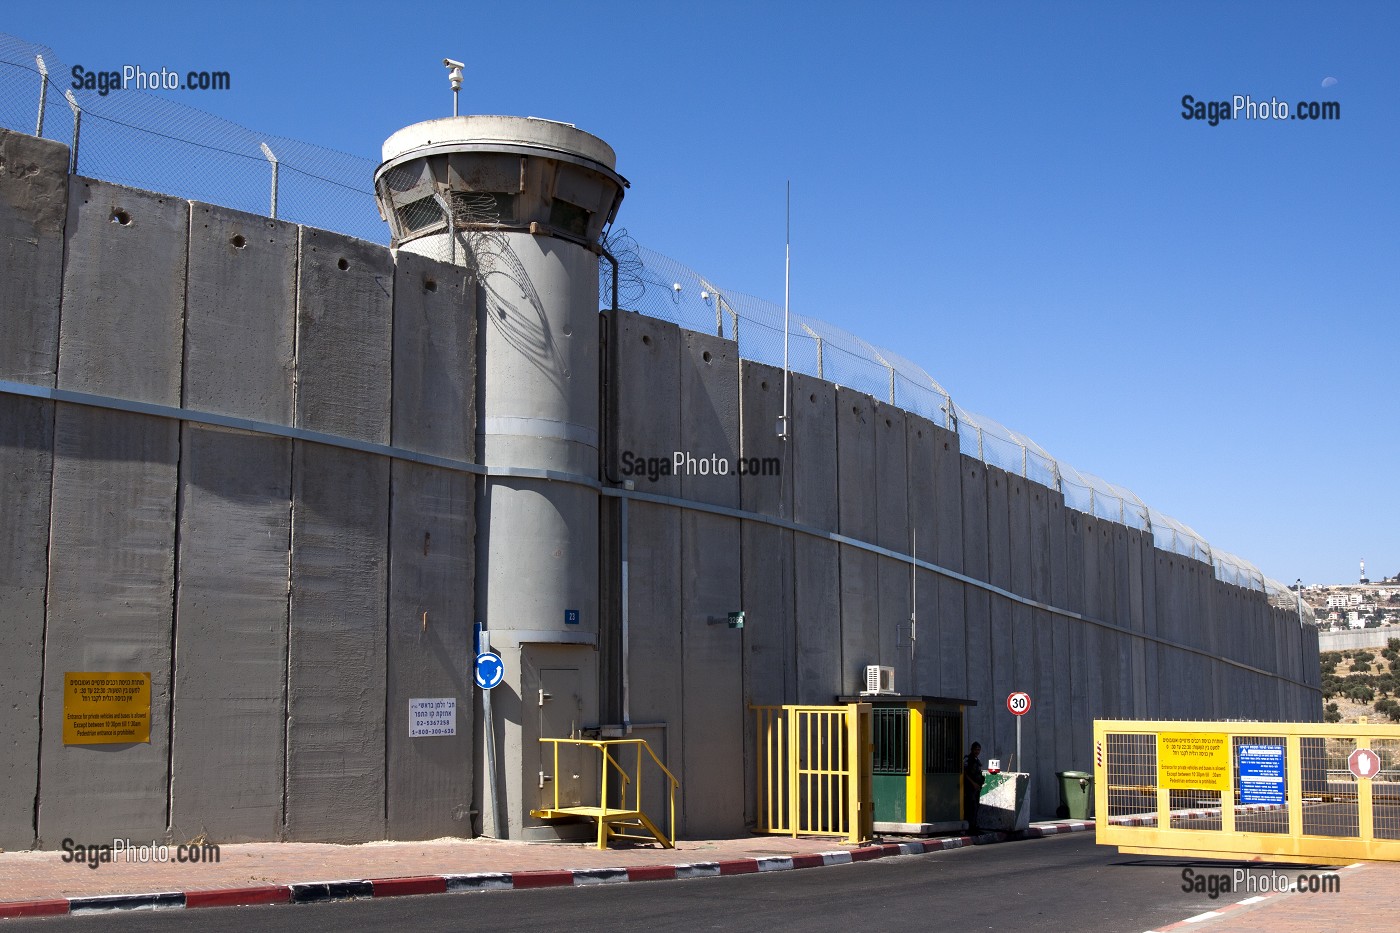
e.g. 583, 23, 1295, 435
837, 694, 976, 833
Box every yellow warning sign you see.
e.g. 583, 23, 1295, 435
1158, 732, 1230, 791
63, 672, 151, 745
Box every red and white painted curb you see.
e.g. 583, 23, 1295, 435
0, 822, 1094, 920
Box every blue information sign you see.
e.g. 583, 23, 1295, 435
565, 609, 580, 625
474, 651, 504, 691
1237, 744, 1285, 805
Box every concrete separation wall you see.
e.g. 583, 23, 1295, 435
0, 130, 66, 851
0, 131, 479, 849
0, 128, 1321, 847
1317, 628, 1399, 652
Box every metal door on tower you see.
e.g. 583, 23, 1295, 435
538, 668, 583, 809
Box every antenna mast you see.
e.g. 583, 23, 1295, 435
778, 181, 791, 440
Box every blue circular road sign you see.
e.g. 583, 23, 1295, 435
475, 651, 504, 690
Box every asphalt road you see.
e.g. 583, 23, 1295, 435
6, 833, 1316, 932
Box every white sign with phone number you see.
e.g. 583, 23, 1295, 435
409, 697, 456, 737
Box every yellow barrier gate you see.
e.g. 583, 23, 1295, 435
753, 704, 873, 845
1095, 720, 1400, 865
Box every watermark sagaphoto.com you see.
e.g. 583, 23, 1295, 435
1181, 866, 1341, 899
71, 64, 230, 96
619, 450, 782, 483
60, 837, 221, 870
1181, 94, 1340, 126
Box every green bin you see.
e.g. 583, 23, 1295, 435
1056, 770, 1093, 820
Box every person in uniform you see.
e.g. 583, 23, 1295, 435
963, 741, 986, 835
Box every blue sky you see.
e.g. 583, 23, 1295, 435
7, 1, 1397, 585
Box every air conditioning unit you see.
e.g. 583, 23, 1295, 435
863, 665, 895, 696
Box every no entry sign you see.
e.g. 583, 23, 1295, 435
1007, 692, 1031, 716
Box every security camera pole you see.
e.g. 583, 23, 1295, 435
443, 58, 465, 116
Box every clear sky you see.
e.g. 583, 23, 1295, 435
7, 1, 1396, 585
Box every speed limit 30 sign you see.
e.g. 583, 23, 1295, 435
1007, 692, 1032, 716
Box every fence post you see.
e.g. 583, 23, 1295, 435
63, 90, 80, 175
35, 55, 49, 137
259, 143, 279, 219
801, 323, 823, 378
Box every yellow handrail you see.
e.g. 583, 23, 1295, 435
535, 737, 680, 848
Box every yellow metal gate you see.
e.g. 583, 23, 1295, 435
1095, 720, 1400, 865
753, 704, 873, 845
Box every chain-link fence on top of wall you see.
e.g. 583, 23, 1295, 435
0, 32, 1309, 618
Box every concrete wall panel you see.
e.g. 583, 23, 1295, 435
1092, 519, 1117, 722
931, 427, 966, 700
984, 467, 1013, 762
614, 312, 681, 496
906, 415, 942, 696
874, 402, 911, 689
1048, 498, 1077, 775
961, 458, 991, 745
0, 396, 54, 848
58, 179, 186, 403
615, 313, 684, 781
1063, 510, 1090, 769
184, 203, 296, 422
791, 371, 837, 531
386, 461, 474, 839
0, 130, 67, 385
170, 201, 299, 842
627, 502, 683, 744
1027, 481, 1059, 816
681, 510, 744, 836
679, 330, 739, 508
1138, 530, 1160, 719
1125, 528, 1148, 717
170, 427, 291, 842
285, 443, 389, 842
790, 370, 841, 705
392, 252, 475, 458
740, 361, 795, 703
739, 361, 796, 821
678, 329, 744, 836
739, 361, 791, 519
837, 389, 878, 696
39, 407, 178, 842
295, 229, 393, 443
1112, 526, 1138, 718
1007, 475, 1035, 774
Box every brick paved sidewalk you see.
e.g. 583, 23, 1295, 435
1146, 860, 1400, 933
0, 834, 837, 903
0, 822, 1089, 917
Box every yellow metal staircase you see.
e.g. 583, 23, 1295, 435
531, 737, 680, 850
